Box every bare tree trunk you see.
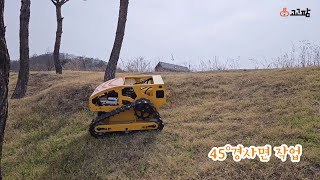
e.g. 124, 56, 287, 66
0, 0, 10, 177
12, 0, 30, 99
104, 0, 129, 81
53, 4, 63, 74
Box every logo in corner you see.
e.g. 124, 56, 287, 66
280, 8, 289, 17
280, 7, 311, 17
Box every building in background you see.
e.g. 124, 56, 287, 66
155, 62, 190, 72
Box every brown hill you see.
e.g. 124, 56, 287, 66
3, 68, 320, 179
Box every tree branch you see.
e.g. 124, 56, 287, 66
61, 0, 70, 5
50, 0, 57, 5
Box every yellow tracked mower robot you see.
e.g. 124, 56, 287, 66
89, 75, 166, 138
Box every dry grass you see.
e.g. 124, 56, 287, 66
3, 68, 320, 179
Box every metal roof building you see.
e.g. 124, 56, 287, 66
155, 62, 190, 72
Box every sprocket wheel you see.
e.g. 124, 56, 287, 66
134, 103, 155, 120
89, 119, 109, 138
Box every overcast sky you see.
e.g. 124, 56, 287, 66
5, 0, 320, 68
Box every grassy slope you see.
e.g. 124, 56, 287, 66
3, 68, 320, 179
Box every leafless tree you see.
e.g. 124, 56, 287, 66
123, 57, 151, 72
12, 0, 31, 99
182, 60, 192, 71
45, 50, 54, 71
198, 56, 228, 71
104, 0, 129, 81
227, 56, 240, 70
300, 43, 307, 68
50, 0, 70, 74
313, 44, 320, 66
249, 41, 320, 69
0, 0, 10, 177
79, 56, 91, 71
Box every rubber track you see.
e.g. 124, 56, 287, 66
89, 98, 164, 136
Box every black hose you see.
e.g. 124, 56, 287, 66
134, 78, 152, 85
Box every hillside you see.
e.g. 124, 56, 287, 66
3, 68, 320, 179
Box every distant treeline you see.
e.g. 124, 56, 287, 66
11, 53, 108, 72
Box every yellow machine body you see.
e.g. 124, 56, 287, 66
88, 75, 166, 137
